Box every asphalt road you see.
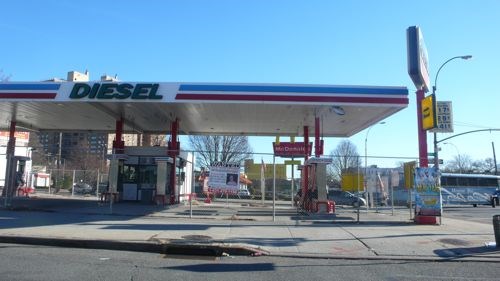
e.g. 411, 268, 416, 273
443, 205, 500, 224
1, 243, 500, 281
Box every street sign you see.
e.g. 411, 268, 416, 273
305, 157, 333, 165
428, 158, 444, 164
284, 160, 301, 165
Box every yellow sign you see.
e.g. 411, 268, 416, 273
403, 161, 416, 189
421, 94, 437, 130
341, 173, 364, 192
284, 160, 301, 165
245, 160, 287, 180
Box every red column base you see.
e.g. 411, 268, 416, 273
415, 215, 438, 225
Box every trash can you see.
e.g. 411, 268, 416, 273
494, 215, 500, 248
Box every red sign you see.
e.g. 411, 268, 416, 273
0, 131, 30, 143
273, 142, 312, 157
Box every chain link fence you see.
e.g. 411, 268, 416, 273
42, 169, 108, 198
174, 151, 418, 221
16, 149, 419, 222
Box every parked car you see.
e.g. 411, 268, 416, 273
72, 182, 95, 194
328, 190, 366, 207
237, 189, 251, 199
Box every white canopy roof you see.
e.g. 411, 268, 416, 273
0, 82, 408, 137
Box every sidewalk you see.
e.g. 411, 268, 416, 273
0, 195, 499, 261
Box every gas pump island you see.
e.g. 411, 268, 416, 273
0, 80, 409, 207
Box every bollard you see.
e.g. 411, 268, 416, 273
493, 215, 500, 248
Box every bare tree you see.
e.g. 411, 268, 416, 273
445, 154, 473, 173
150, 134, 167, 146
472, 158, 497, 174
328, 140, 361, 181
0, 69, 11, 82
188, 135, 252, 168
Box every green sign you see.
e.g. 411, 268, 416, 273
284, 160, 301, 165
70, 83, 162, 100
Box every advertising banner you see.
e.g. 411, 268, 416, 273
414, 167, 442, 216
208, 162, 240, 193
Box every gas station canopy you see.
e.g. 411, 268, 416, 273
0, 82, 408, 136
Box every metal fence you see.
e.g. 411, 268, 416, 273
169, 151, 418, 221
12, 150, 418, 222
43, 168, 108, 198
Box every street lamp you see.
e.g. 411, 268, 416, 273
364, 121, 385, 208
443, 142, 462, 173
433, 55, 472, 170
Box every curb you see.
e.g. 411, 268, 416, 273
0, 235, 267, 257
1, 235, 498, 262
267, 253, 500, 262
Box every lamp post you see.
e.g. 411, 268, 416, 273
443, 142, 461, 173
364, 121, 385, 209
432, 55, 472, 170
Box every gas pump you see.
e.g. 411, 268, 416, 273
301, 157, 334, 213
2, 155, 30, 205
107, 153, 127, 202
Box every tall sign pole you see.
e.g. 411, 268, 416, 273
407, 26, 431, 167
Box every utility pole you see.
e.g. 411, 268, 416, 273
493, 142, 498, 175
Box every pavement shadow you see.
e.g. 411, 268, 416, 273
0, 197, 167, 229
227, 237, 308, 247
165, 263, 275, 272
330, 221, 414, 227
79, 223, 213, 231
175, 210, 220, 216
434, 245, 500, 259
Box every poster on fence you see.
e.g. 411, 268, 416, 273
414, 167, 442, 216
208, 162, 240, 194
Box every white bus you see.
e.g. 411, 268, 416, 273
440, 173, 500, 207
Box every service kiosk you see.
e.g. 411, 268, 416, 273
107, 146, 193, 204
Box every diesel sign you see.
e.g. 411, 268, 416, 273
70, 83, 162, 100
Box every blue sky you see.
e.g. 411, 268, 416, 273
1, 0, 499, 168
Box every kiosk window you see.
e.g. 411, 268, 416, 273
139, 165, 157, 185
123, 165, 137, 183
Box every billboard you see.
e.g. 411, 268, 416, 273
341, 173, 364, 192
208, 162, 240, 193
407, 26, 430, 92
414, 167, 442, 217
244, 160, 287, 180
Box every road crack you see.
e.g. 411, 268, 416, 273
340, 226, 379, 256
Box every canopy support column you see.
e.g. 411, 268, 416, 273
302, 125, 309, 210
168, 118, 180, 204
2, 121, 17, 205
112, 118, 125, 154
